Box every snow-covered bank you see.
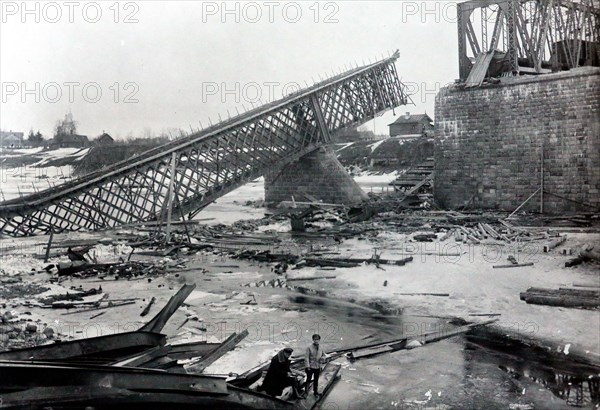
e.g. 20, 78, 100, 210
0, 147, 89, 201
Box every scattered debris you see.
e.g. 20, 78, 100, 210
38, 286, 102, 307
0, 284, 195, 363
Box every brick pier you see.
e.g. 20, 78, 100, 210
264, 146, 367, 206
434, 67, 600, 213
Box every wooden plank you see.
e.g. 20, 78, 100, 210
493, 262, 534, 268
166, 342, 222, 361
304, 256, 413, 267
482, 223, 501, 240
112, 342, 222, 368
421, 319, 497, 344
349, 341, 405, 360
543, 236, 567, 252
565, 255, 590, 267
140, 297, 156, 317
520, 294, 600, 308
61, 300, 136, 315
286, 276, 337, 282
469, 313, 501, 317
477, 223, 488, 239
306, 363, 341, 409
523, 287, 600, 298
467, 234, 481, 244
581, 248, 600, 262
44, 230, 54, 263
111, 345, 167, 367
439, 229, 454, 242
185, 330, 249, 374
346, 319, 497, 361
140, 283, 196, 333
403, 175, 433, 196
572, 282, 600, 289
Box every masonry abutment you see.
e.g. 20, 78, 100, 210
264, 146, 368, 206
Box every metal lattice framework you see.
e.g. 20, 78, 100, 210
458, 0, 600, 80
0, 52, 408, 236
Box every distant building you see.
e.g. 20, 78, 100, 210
0, 131, 24, 148
388, 113, 434, 139
52, 133, 89, 148
95, 132, 114, 145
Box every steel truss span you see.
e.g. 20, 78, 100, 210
0, 52, 408, 236
458, 0, 600, 80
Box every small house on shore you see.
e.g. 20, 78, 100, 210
95, 132, 114, 145
388, 113, 434, 139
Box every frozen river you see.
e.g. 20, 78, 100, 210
1, 151, 598, 409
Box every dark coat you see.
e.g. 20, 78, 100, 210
261, 354, 293, 397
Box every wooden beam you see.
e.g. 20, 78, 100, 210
185, 329, 249, 374
140, 283, 196, 334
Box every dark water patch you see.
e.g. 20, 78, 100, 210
466, 332, 600, 408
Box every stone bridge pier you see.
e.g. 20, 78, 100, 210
264, 146, 367, 206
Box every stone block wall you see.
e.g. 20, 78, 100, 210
434, 67, 600, 214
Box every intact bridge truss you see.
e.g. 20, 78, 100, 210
0, 53, 408, 236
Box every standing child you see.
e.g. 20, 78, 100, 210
305, 333, 326, 398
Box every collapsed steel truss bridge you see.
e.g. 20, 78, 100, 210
0, 53, 408, 236
458, 0, 600, 81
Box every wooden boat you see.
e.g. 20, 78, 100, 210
228, 361, 342, 410
0, 360, 341, 409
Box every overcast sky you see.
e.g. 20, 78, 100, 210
1, 1, 459, 139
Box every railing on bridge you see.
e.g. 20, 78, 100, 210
0, 52, 409, 236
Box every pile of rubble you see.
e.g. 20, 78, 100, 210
0, 309, 55, 351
